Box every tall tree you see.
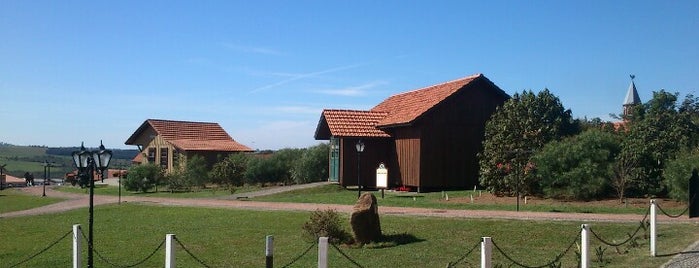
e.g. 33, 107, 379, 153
479, 89, 578, 195
622, 90, 697, 196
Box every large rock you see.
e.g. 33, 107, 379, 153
350, 192, 382, 244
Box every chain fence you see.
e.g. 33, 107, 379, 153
93, 238, 165, 267
656, 200, 691, 218
280, 243, 316, 268
7, 229, 72, 268
330, 243, 364, 268
173, 236, 212, 268
589, 207, 649, 247
491, 232, 580, 268
447, 240, 481, 267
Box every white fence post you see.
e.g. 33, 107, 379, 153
481, 237, 492, 268
581, 224, 589, 268
318, 237, 328, 268
650, 199, 657, 257
166, 234, 176, 268
72, 224, 82, 268
266, 235, 274, 268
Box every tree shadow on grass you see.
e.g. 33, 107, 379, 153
364, 232, 426, 249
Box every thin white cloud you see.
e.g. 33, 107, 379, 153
314, 81, 388, 97
219, 42, 282, 56
249, 63, 363, 93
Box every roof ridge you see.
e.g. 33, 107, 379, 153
147, 118, 220, 125
384, 73, 482, 98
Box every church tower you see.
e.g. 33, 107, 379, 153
623, 74, 641, 117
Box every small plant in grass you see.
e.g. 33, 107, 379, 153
302, 209, 351, 244
595, 246, 608, 266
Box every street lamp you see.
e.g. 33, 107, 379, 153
42, 160, 54, 197
72, 141, 112, 268
355, 140, 365, 198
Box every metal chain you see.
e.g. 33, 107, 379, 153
93, 239, 166, 267
655, 196, 693, 218
491, 232, 580, 268
448, 240, 481, 267
174, 236, 213, 268
280, 243, 316, 268
330, 243, 365, 268
8, 229, 73, 268
589, 207, 650, 247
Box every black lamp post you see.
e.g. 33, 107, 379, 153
355, 140, 365, 198
42, 161, 54, 197
72, 141, 112, 268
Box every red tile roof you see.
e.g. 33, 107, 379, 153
316, 73, 509, 139
318, 109, 391, 138
125, 119, 253, 152
372, 73, 482, 127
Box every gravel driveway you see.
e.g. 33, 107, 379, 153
3, 183, 698, 267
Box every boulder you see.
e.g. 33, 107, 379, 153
350, 192, 382, 244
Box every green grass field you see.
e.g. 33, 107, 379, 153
1, 190, 696, 267
0, 188, 64, 213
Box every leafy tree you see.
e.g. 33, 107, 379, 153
124, 163, 162, 192
164, 154, 210, 192
621, 90, 697, 196
663, 150, 699, 201
532, 129, 620, 200
246, 148, 303, 184
292, 143, 329, 184
210, 153, 249, 193
479, 89, 578, 195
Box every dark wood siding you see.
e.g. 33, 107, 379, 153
415, 78, 507, 190
338, 138, 393, 188
393, 128, 421, 188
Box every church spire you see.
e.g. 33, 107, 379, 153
623, 74, 641, 117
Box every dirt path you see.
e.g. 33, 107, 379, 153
3, 185, 699, 267
3, 186, 699, 224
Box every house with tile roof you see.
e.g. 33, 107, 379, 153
125, 119, 253, 172
315, 73, 509, 191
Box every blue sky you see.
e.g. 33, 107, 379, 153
1, 1, 698, 150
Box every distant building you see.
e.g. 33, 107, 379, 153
614, 75, 642, 130
623, 75, 642, 117
314, 73, 509, 191
125, 119, 253, 172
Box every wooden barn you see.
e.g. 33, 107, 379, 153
314, 73, 509, 191
125, 119, 254, 173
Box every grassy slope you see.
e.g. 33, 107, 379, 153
0, 188, 64, 213
253, 184, 688, 215
0, 201, 696, 267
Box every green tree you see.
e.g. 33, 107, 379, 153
532, 129, 620, 200
622, 90, 697, 196
164, 154, 210, 192
124, 163, 163, 192
663, 150, 699, 201
210, 153, 249, 193
479, 89, 578, 195
292, 143, 329, 184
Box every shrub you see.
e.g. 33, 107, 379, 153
124, 163, 162, 192
664, 150, 699, 201
532, 129, 619, 200
301, 209, 351, 244
210, 153, 248, 193
292, 143, 329, 184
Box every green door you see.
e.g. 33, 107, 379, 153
329, 137, 340, 182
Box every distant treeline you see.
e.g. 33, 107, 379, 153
46, 147, 139, 160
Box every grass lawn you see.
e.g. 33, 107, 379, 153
253, 184, 689, 215
1, 202, 696, 268
54, 183, 264, 199
0, 188, 64, 213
